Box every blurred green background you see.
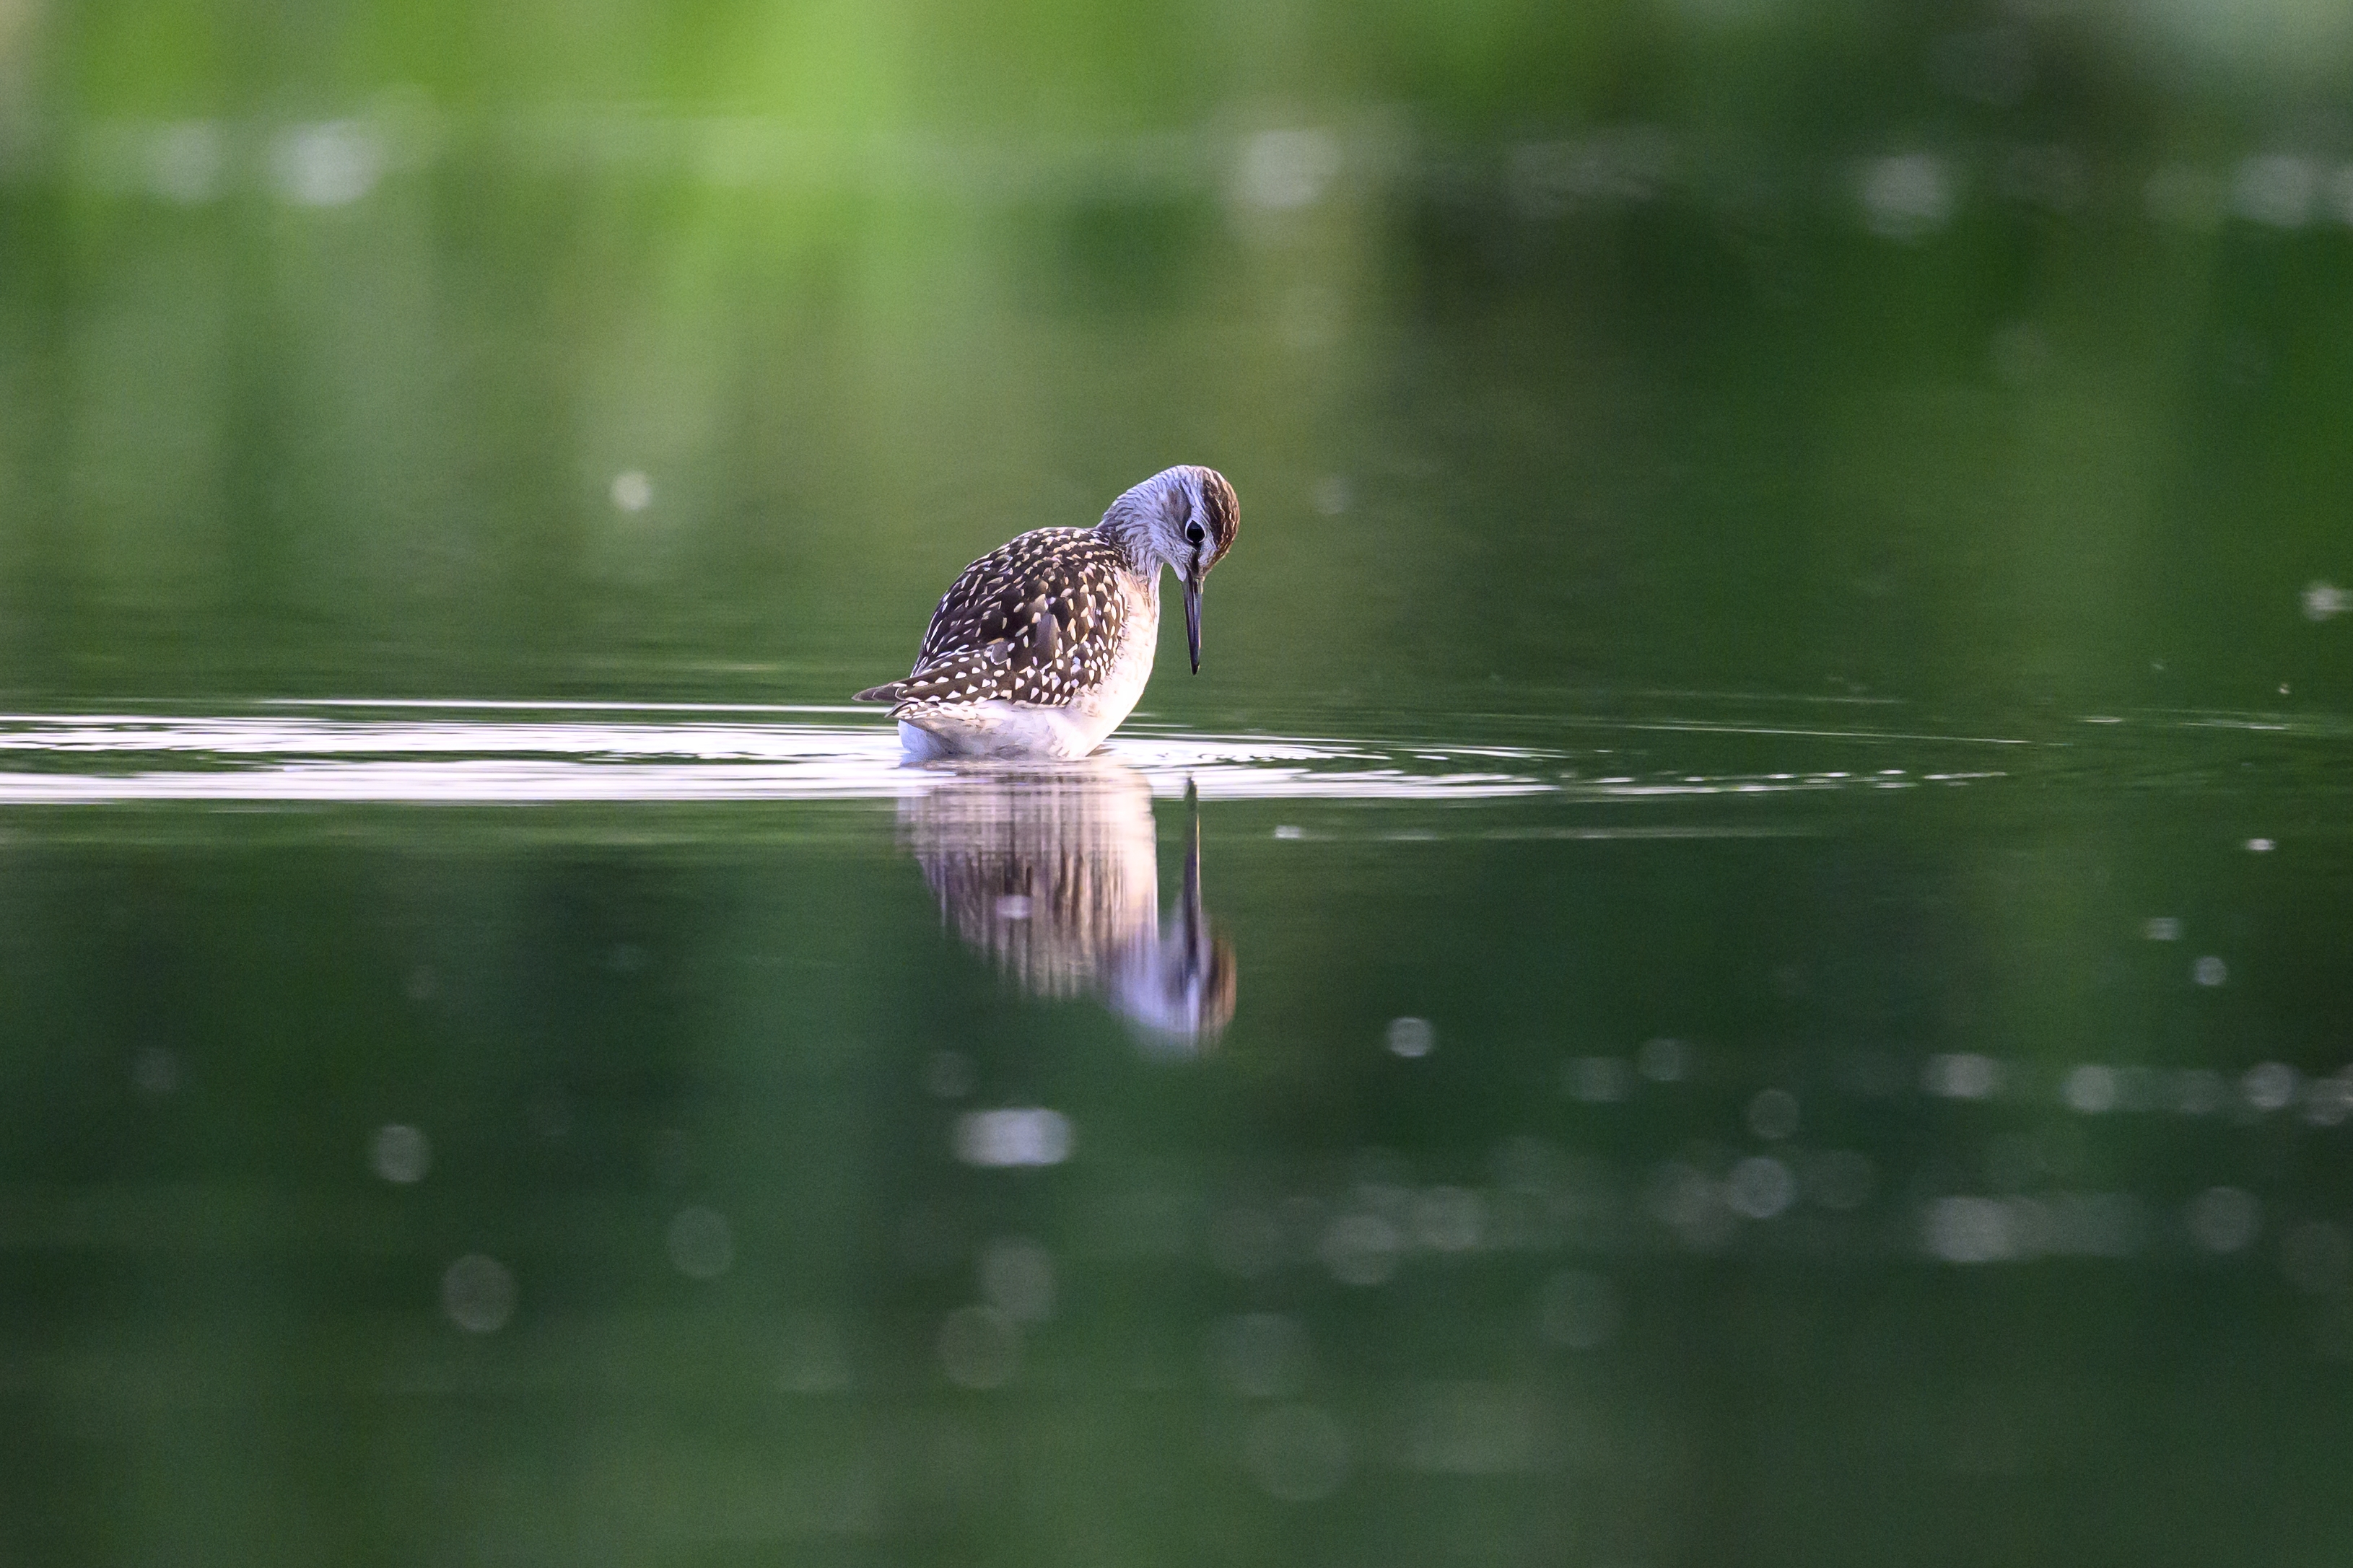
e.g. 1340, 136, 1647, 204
5, 0, 2352, 712
7, 4, 2353, 1566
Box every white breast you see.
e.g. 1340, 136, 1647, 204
1072, 570, 1161, 739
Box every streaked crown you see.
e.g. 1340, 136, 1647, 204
1187, 467, 1240, 571
1096, 464, 1241, 582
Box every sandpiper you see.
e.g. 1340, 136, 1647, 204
854, 465, 1240, 760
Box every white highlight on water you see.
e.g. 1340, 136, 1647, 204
0, 709, 1571, 803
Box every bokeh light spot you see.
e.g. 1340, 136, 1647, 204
1636, 1037, 1691, 1082
370, 1123, 431, 1184
924, 1051, 974, 1099
270, 121, 382, 206
2063, 1064, 2118, 1113
2186, 1187, 2261, 1254
1726, 1156, 1796, 1219
1241, 1404, 1350, 1501
442, 1254, 517, 1333
2243, 1063, 2298, 1113
953, 1108, 1073, 1168
131, 1046, 180, 1098
667, 1206, 735, 1279
1859, 152, 1955, 240
610, 470, 653, 512
937, 1305, 1021, 1390
1320, 1212, 1402, 1285
1386, 1017, 1434, 1059
1234, 128, 1340, 212
977, 1236, 1055, 1323
1924, 1196, 2014, 1263
1564, 1056, 1630, 1102
1925, 1052, 2004, 1099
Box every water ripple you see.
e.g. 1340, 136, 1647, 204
0, 700, 2317, 807
0, 709, 1562, 803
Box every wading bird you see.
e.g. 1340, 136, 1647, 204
855, 466, 1239, 760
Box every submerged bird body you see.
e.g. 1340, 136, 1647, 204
855, 466, 1239, 760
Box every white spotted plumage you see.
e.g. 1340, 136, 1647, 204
855, 466, 1241, 761
896, 529, 1132, 708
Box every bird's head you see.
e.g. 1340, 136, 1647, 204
1135, 465, 1239, 674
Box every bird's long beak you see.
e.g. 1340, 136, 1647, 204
1183, 579, 1203, 675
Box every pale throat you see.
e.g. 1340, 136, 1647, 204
1093, 477, 1189, 579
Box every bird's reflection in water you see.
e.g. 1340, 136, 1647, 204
899, 759, 1236, 1050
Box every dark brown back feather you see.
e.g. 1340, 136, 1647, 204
884, 527, 1132, 708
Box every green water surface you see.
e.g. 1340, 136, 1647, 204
5, 1, 2353, 1563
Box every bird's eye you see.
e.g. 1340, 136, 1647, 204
1184, 521, 1205, 546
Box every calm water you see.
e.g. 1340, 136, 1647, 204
0, 696, 2348, 1565
12, 0, 2353, 1559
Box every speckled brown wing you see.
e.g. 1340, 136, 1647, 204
876, 528, 1131, 709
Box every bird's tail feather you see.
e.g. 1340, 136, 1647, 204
853, 683, 904, 703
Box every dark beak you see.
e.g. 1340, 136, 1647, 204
1183, 579, 1202, 675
